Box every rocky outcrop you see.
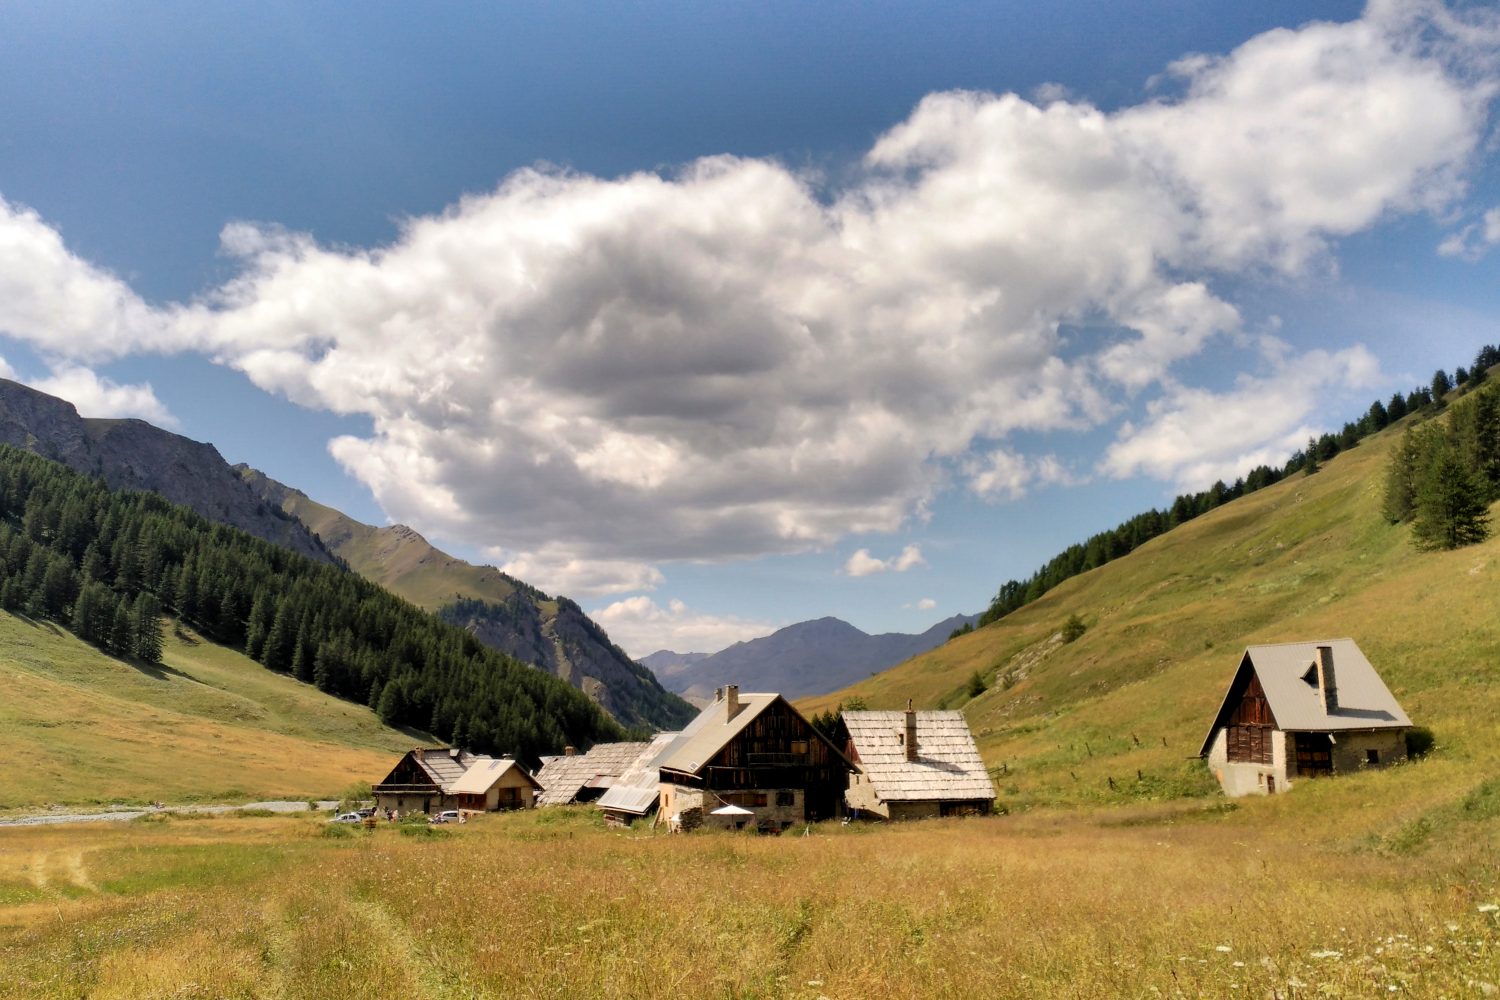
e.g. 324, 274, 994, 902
0, 379, 333, 564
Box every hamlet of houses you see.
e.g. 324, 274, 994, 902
369, 639, 1415, 825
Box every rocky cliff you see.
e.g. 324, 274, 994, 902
0, 379, 333, 564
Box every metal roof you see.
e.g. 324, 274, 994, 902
1198, 638, 1411, 755
535, 742, 651, 806
449, 758, 541, 796
596, 731, 680, 816
654, 692, 782, 777
842, 711, 996, 803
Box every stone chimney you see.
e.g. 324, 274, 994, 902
725, 684, 741, 720
564, 745, 576, 757
904, 699, 917, 761
713, 687, 723, 703
1315, 645, 1339, 715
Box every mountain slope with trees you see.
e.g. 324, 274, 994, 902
0, 445, 624, 764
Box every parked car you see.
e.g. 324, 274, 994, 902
430, 810, 460, 824
355, 807, 376, 818
329, 812, 362, 824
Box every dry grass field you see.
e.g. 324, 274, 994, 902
0, 614, 417, 810
0, 796, 1496, 999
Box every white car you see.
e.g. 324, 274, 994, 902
431, 810, 460, 824
329, 812, 362, 823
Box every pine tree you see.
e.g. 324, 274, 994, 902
132, 592, 164, 664
1303, 437, 1320, 476
109, 597, 134, 657
1412, 445, 1491, 550
1432, 369, 1453, 405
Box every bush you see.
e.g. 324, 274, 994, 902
966, 671, 987, 698
1061, 614, 1087, 643
1405, 726, 1436, 759
399, 823, 451, 839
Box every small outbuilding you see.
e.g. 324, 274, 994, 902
596, 731, 679, 827
1200, 639, 1411, 797
840, 705, 996, 819
449, 757, 543, 812
535, 741, 651, 807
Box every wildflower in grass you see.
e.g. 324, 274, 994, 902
1478, 903, 1499, 913
1215, 944, 1232, 953
1310, 949, 1343, 959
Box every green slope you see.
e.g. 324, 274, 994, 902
0, 614, 418, 808
804, 406, 1500, 809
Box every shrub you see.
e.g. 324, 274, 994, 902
1061, 614, 1087, 643
1405, 726, 1436, 759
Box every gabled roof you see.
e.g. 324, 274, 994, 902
654, 692, 780, 777
596, 731, 680, 816
842, 711, 996, 803
1198, 639, 1411, 756
376, 747, 489, 793
655, 691, 854, 778
535, 742, 651, 806
449, 757, 542, 796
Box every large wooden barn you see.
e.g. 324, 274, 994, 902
1200, 639, 1411, 797
656, 685, 855, 832
372, 747, 487, 814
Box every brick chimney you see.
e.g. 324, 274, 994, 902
564, 745, 576, 757
1315, 645, 1339, 715
725, 684, 741, 720
904, 699, 917, 761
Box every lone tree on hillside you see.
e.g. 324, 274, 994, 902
1303, 437, 1320, 476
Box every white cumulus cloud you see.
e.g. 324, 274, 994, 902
26, 366, 179, 428
1100, 345, 1383, 490
845, 544, 926, 577
0, 4, 1493, 588
589, 596, 776, 659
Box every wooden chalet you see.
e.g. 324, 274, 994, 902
656, 685, 855, 832
1200, 639, 1411, 797
534, 742, 651, 807
449, 757, 542, 811
841, 705, 995, 819
372, 747, 487, 814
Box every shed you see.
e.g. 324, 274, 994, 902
596, 731, 679, 827
841, 706, 996, 819
449, 757, 543, 812
1200, 639, 1411, 797
535, 742, 651, 807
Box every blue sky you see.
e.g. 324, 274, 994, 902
1, 2, 1498, 656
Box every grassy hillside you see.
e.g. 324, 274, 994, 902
803, 406, 1500, 809
0, 614, 418, 808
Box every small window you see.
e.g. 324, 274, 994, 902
776, 791, 795, 807
1366, 749, 1379, 765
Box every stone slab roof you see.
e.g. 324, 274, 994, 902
596, 731, 680, 816
842, 711, 996, 803
535, 742, 650, 806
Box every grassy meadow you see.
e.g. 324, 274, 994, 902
0, 614, 418, 810
1, 797, 1497, 999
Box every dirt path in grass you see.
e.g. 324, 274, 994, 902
0, 800, 338, 828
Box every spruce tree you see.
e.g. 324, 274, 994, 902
1303, 437, 1320, 476
1412, 446, 1491, 550
132, 592, 164, 664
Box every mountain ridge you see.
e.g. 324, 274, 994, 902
651, 612, 977, 702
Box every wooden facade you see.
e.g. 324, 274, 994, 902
1224, 673, 1274, 765
659, 693, 854, 830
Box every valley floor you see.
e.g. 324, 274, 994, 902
2, 790, 1497, 999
